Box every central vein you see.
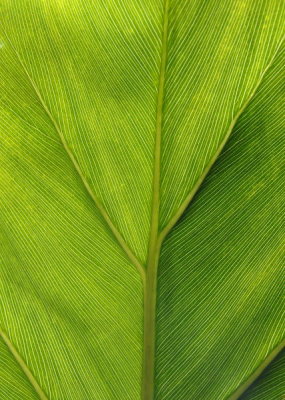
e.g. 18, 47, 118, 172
143, 0, 170, 399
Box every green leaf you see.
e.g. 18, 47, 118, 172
0, 1, 284, 399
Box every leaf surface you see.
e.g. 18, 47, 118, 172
156, 44, 285, 398
0, 335, 38, 399
240, 349, 285, 400
0, 1, 284, 399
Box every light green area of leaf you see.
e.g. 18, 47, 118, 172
0, 0, 284, 399
240, 350, 285, 400
0, 337, 38, 400
2, 0, 164, 263
0, 35, 143, 398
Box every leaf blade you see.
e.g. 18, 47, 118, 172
155, 41, 285, 399
0, 333, 39, 400
0, 36, 143, 398
159, 0, 285, 228
240, 349, 285, 400
1, 0, 165, 263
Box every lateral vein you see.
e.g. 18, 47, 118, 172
159, 35, 285, 244
3, 31, 145, 284
227, 338, 285, 400
0, 329, 48, 400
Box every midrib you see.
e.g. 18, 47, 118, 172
143, 0, 170, 399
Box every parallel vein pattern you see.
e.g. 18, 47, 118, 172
2, 33, 145, 282
159, 0, 285, 228
240, 348, 285, 400
0, 30, 143, 398
160, 34, 285, 241
0, 330, 48, 399
229, 339, 285, 399
156, 42, 285, 399
1, 0, 165, 263
0, 334, 39, 400
1, 1, 284, 399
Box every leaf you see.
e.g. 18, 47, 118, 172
0, 1, 284, 399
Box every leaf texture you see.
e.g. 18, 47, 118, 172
240, 349, 285, 400
0, 0, 284, 399
0, 335, 38, 400
156, 42, 285, 399
1, 0, 164, 263
159, 0, 285, 228
0, 37, 143, 398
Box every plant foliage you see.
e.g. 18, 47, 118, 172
0, 1, 284, 399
